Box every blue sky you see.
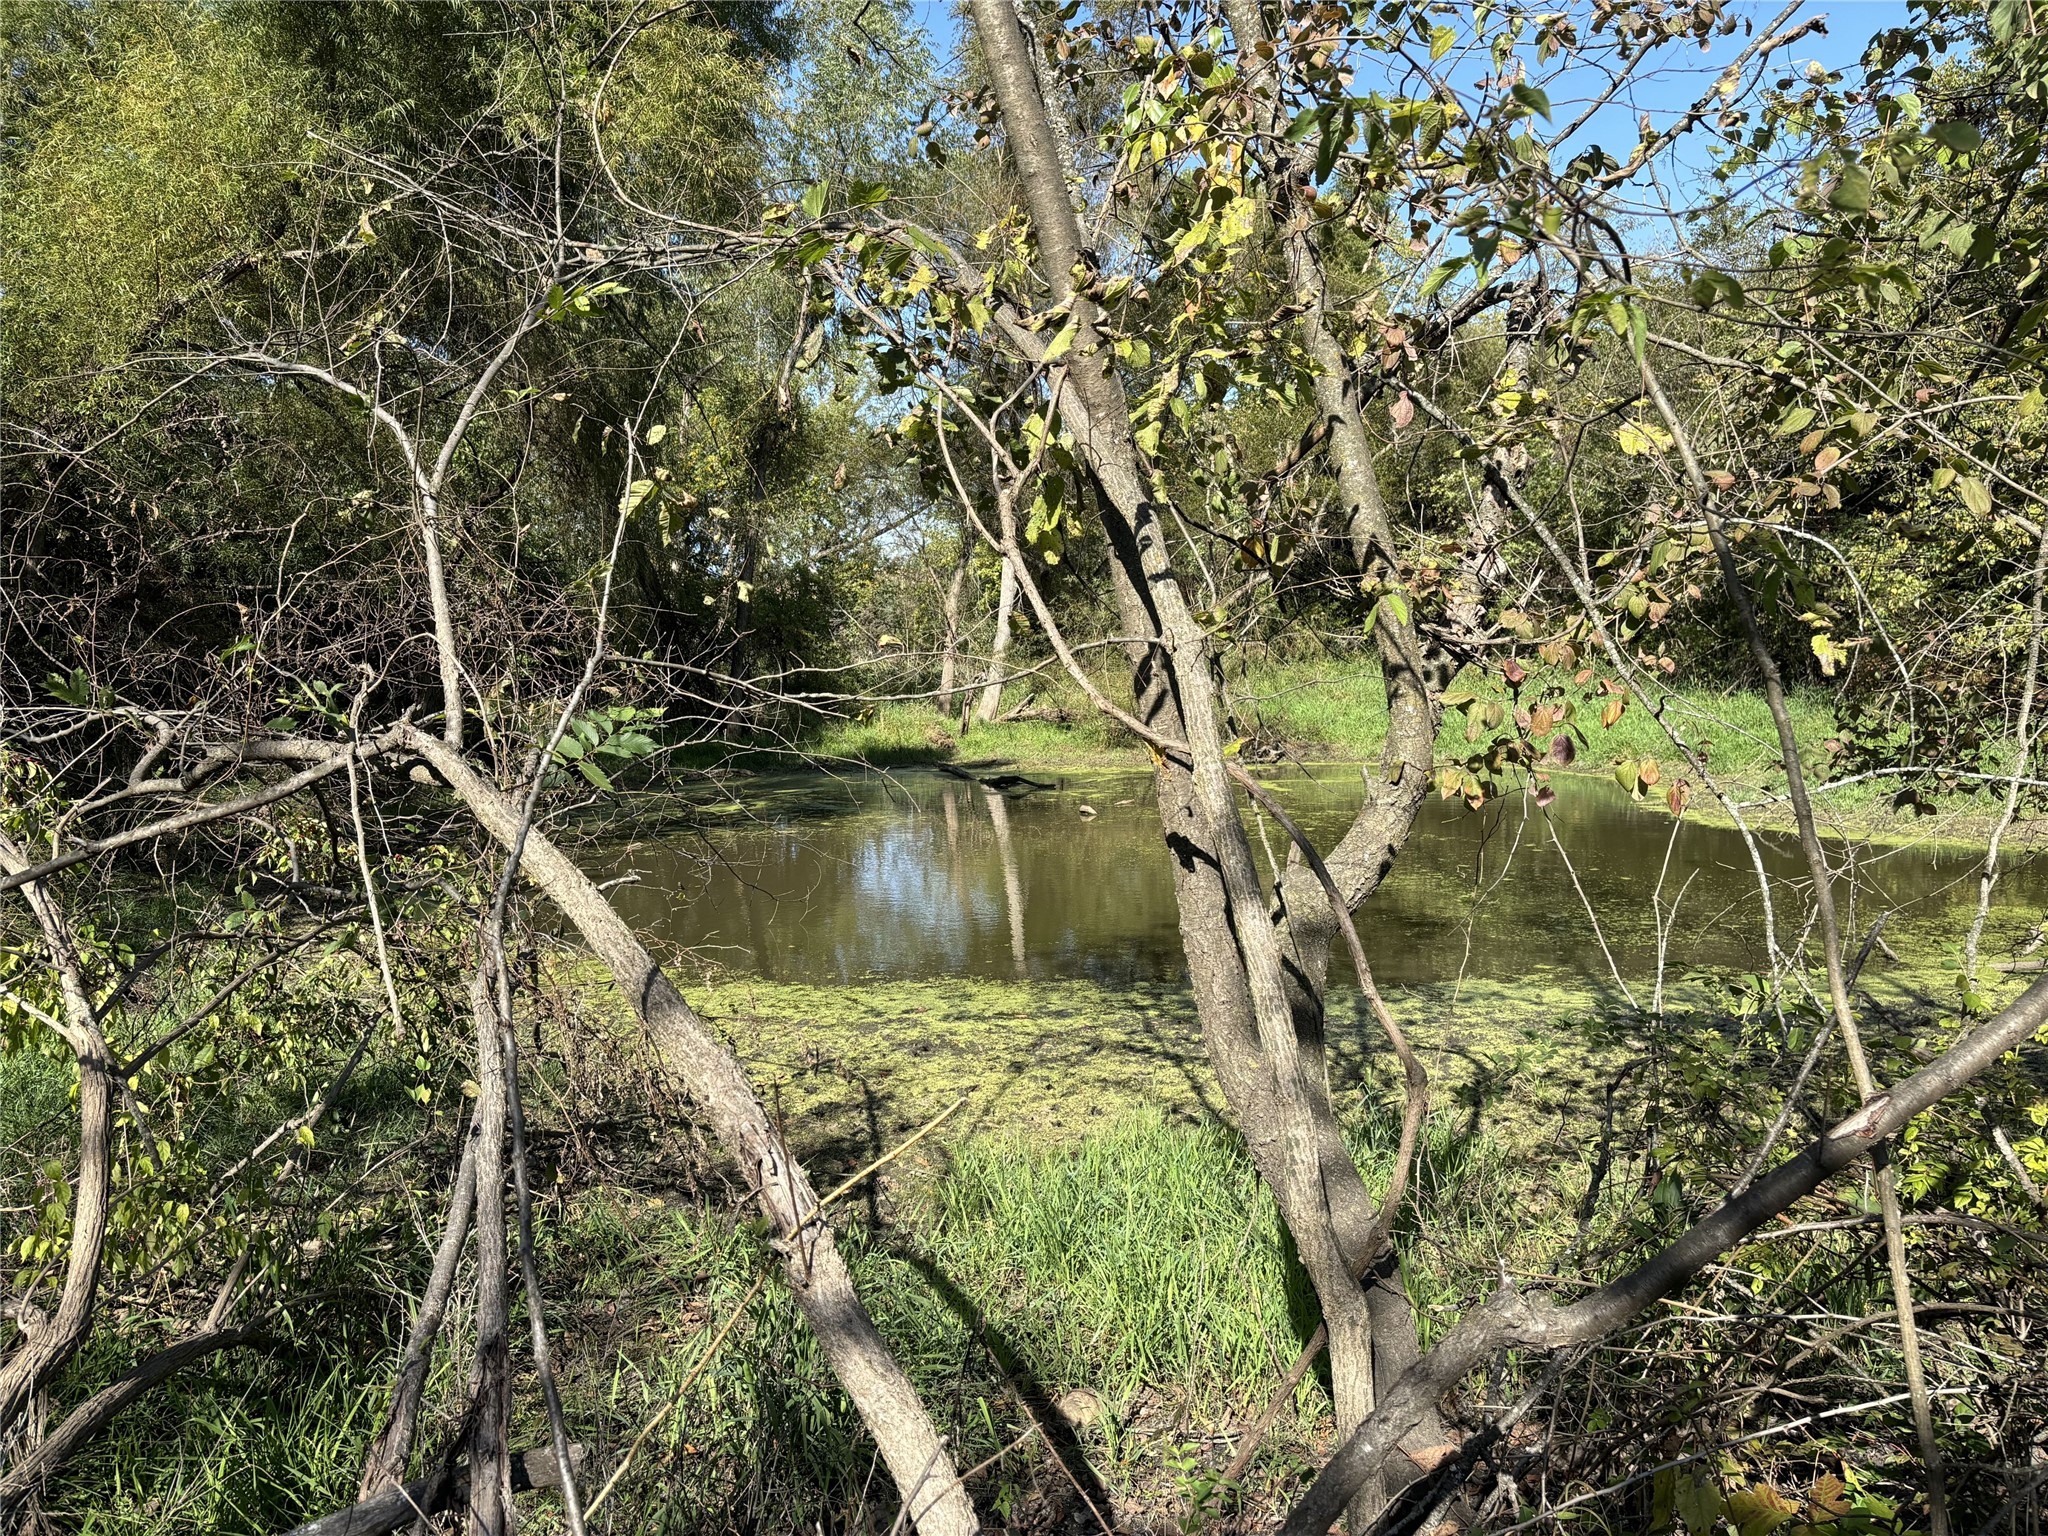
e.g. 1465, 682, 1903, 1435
896, 0, 1918, 179
888, 0, 1925, 218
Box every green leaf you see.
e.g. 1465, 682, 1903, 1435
1957, 475, 1993, 517
1509, 83, 1552, 121
1285, 105, 1326, 143
1371, 589, 1412, 629
1430, 24, 1455, 61
1675, 1474, 1723, 1536
801, 181, 829, 220
1315, 104, 1352, 181
1829, 163, 1872, 213
1930, 120, 1982, 153
1040, 317, 1079, 364
645, 423, 667, 445
1417, 256, 1465, 301
577, 759, 615, 791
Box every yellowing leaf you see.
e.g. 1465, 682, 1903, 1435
1957, 475, 1993, 517
1168, 217, 1213, 266
1812, 632, 1850, 677
1618, 419, 1673, 457
1729, 1484, 1798, 1536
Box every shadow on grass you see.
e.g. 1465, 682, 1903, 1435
891, 1246, 1121, 1529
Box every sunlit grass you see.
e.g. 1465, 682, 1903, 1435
789, 658, 1846, 785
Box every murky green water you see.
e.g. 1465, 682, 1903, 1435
598, 769, 2041, 988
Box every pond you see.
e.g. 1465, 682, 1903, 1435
595, 768, 2042, 991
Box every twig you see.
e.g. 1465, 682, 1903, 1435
1993, 1126, 2047, 1211
808, 1096, 969, 1223
580, 1268, 771, 1520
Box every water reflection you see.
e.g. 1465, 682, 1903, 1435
597, 769, 2040, 987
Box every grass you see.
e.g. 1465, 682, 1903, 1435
799, 658, 1837, 778
34, 1096, 1540, 1534
782, 657, 2029, 845
19, 947, 2041, 1532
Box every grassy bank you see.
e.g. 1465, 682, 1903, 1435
801, 660, 1828, 778
779, 660, 2026, 846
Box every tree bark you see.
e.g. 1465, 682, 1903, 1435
465, 963, 515, 1536
966, 2, 1417, 1508
0, 836, 117, 1445
975, 553, 1019, 724
400, 729, 979, 1536
938, 522, 972, 706
358, 1125, 480, 1497
1210, 3, 1450, 1507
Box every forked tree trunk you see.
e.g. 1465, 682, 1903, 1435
966, 5, 1433, 1513
1213, 0, 1452, 1510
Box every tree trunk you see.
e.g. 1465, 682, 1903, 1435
974, 554, 1018, 724
358, 1127, 480, 1497
465, 963, 515, 1536
938, 526, 971, 707
966, 3, 1413, 1509
1209, 0, 1454, 1504
0, 836, 117, 1444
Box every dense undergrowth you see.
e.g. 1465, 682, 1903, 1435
5, 902, 2043, 1532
